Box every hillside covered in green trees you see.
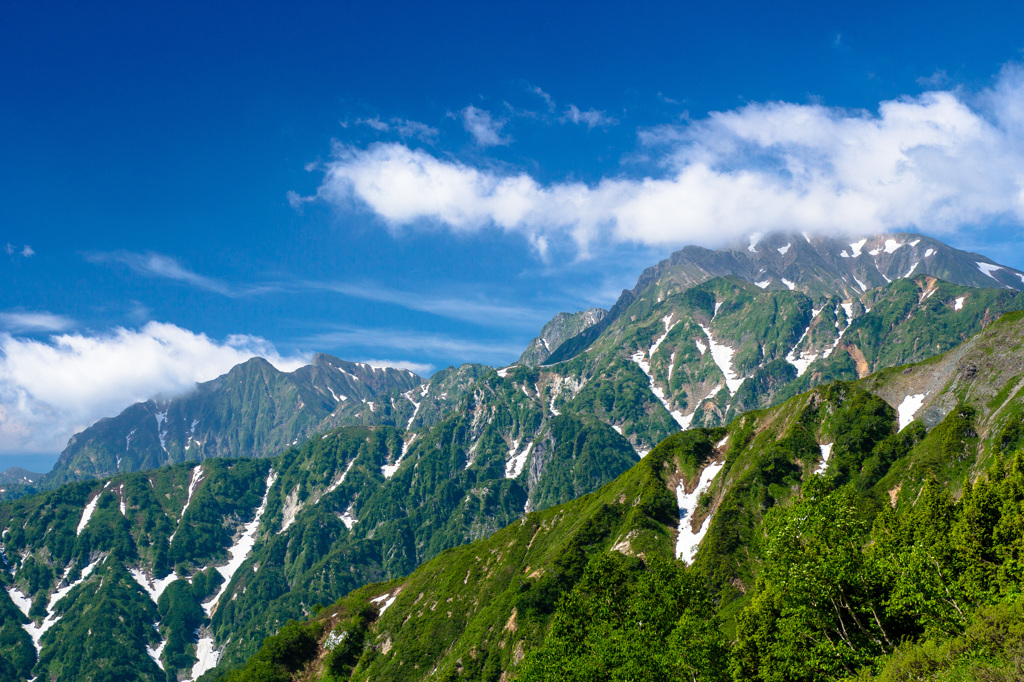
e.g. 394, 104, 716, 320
219, 311, 1024, 682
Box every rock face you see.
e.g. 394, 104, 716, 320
517, 308, 608, 366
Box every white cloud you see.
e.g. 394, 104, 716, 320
5, 244, 33, 258
530, 85, 556, 112
304, 63, 1024, 256
355, 116, 439, 142
562, 105, 618, 129
0, 322, 308, 453
361, 359, 435, 376
0, 311, 74, 333
461, 105, 510, 147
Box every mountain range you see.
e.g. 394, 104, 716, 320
2, 231, 1024, 680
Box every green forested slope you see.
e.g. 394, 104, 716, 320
219, 311, 1024, 682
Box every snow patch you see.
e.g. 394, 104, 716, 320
404, 390, 423, 429
814, 443, 833, 475
903, 261, 919, 278
382, 435, 416, 479
76, 493, 101, 536
629, 317, 691, 428
924, 248, 935, 257
505, 442, 533, 479
909, 239, 921, 246
781, 278, 796, 290
852, 276, 867, 292
777, 243, 791, 255
695, 339, 707, 355
884, 239, 903, 253
324, 458, 357, 496
170, 466, 204, 542
785, 315, 818, 378
755, 280, 771, 289
20, 557, 102, 653
675, 462, 725, 564
978, 261, 1004, 279
339, 502, 357, 530
955, 296, 965, 311
496, 366, 512, 378
7, 587, 32, 617
371, 592, 398, 616
898, 394, 927, 431
201, 471, 276, 617
190, 636, 220, 681
698, 325, 744, 394
155, 410, 168, 453
147, 639, 166, 671
848, 239, 867, 257
130, 568, 178, 605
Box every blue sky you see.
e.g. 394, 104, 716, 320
4, 0, 1024, 461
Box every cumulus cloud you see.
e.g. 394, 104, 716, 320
303, 63, 1024, 256
461, 105, 510, 147
0, 322, 309, 453
21, 245, 34, 257
562, 105, 618, 129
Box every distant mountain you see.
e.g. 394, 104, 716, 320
0, 407, 635, 679
517, 308, 607, 366
27, 231, 1024, 495
545, 231, 1024, 365
42, 354, 421, 486
0, 468, 41, 489
218, 310, 1024, 682
5, 231, 1024, 680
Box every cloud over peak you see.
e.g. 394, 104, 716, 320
303, 63, 1024, 258
0, 322, 309, 454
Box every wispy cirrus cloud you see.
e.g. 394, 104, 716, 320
0, 311, 75, 333
86, 251, 282, 297
303, 280, 546, 328
89, 250, 544, 329
301, 325, 521, 363
300, 62, 1024, 258
351, 116, 439, 142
